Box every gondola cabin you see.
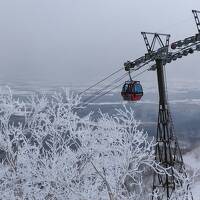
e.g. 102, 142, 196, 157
121, 81, 143, 101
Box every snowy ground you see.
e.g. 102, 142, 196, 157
184, 146, 200, 199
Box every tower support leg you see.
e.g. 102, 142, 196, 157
152, 59, 192, 200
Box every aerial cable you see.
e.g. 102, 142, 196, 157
79, 48, 156, 107
83, 67, 149, 107
82, 72, 128, 103
85, 68, 148, 105
82, 81, 124, 107
82, 72, 128, 105
79, 67, 123, 96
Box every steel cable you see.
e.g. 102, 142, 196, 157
82, 72, 128, 104
78, 67, 124, 96
82, 68, 149, 107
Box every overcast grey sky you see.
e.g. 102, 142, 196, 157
0, 0, 200, 87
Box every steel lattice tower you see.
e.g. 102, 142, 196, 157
153, 59, 188, 199
140, 33, 193, 200
123, 10, 200, 199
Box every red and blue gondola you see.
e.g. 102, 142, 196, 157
121, 81, 143, 101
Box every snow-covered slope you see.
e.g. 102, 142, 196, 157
184, 146, 200, 170
184, 146, 200, 199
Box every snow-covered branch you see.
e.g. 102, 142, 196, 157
0, 89, 195, 200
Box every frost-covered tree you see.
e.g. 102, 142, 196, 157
76, 106, 166, 200
0, 88, 193, 200
151, 168, 196, 200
